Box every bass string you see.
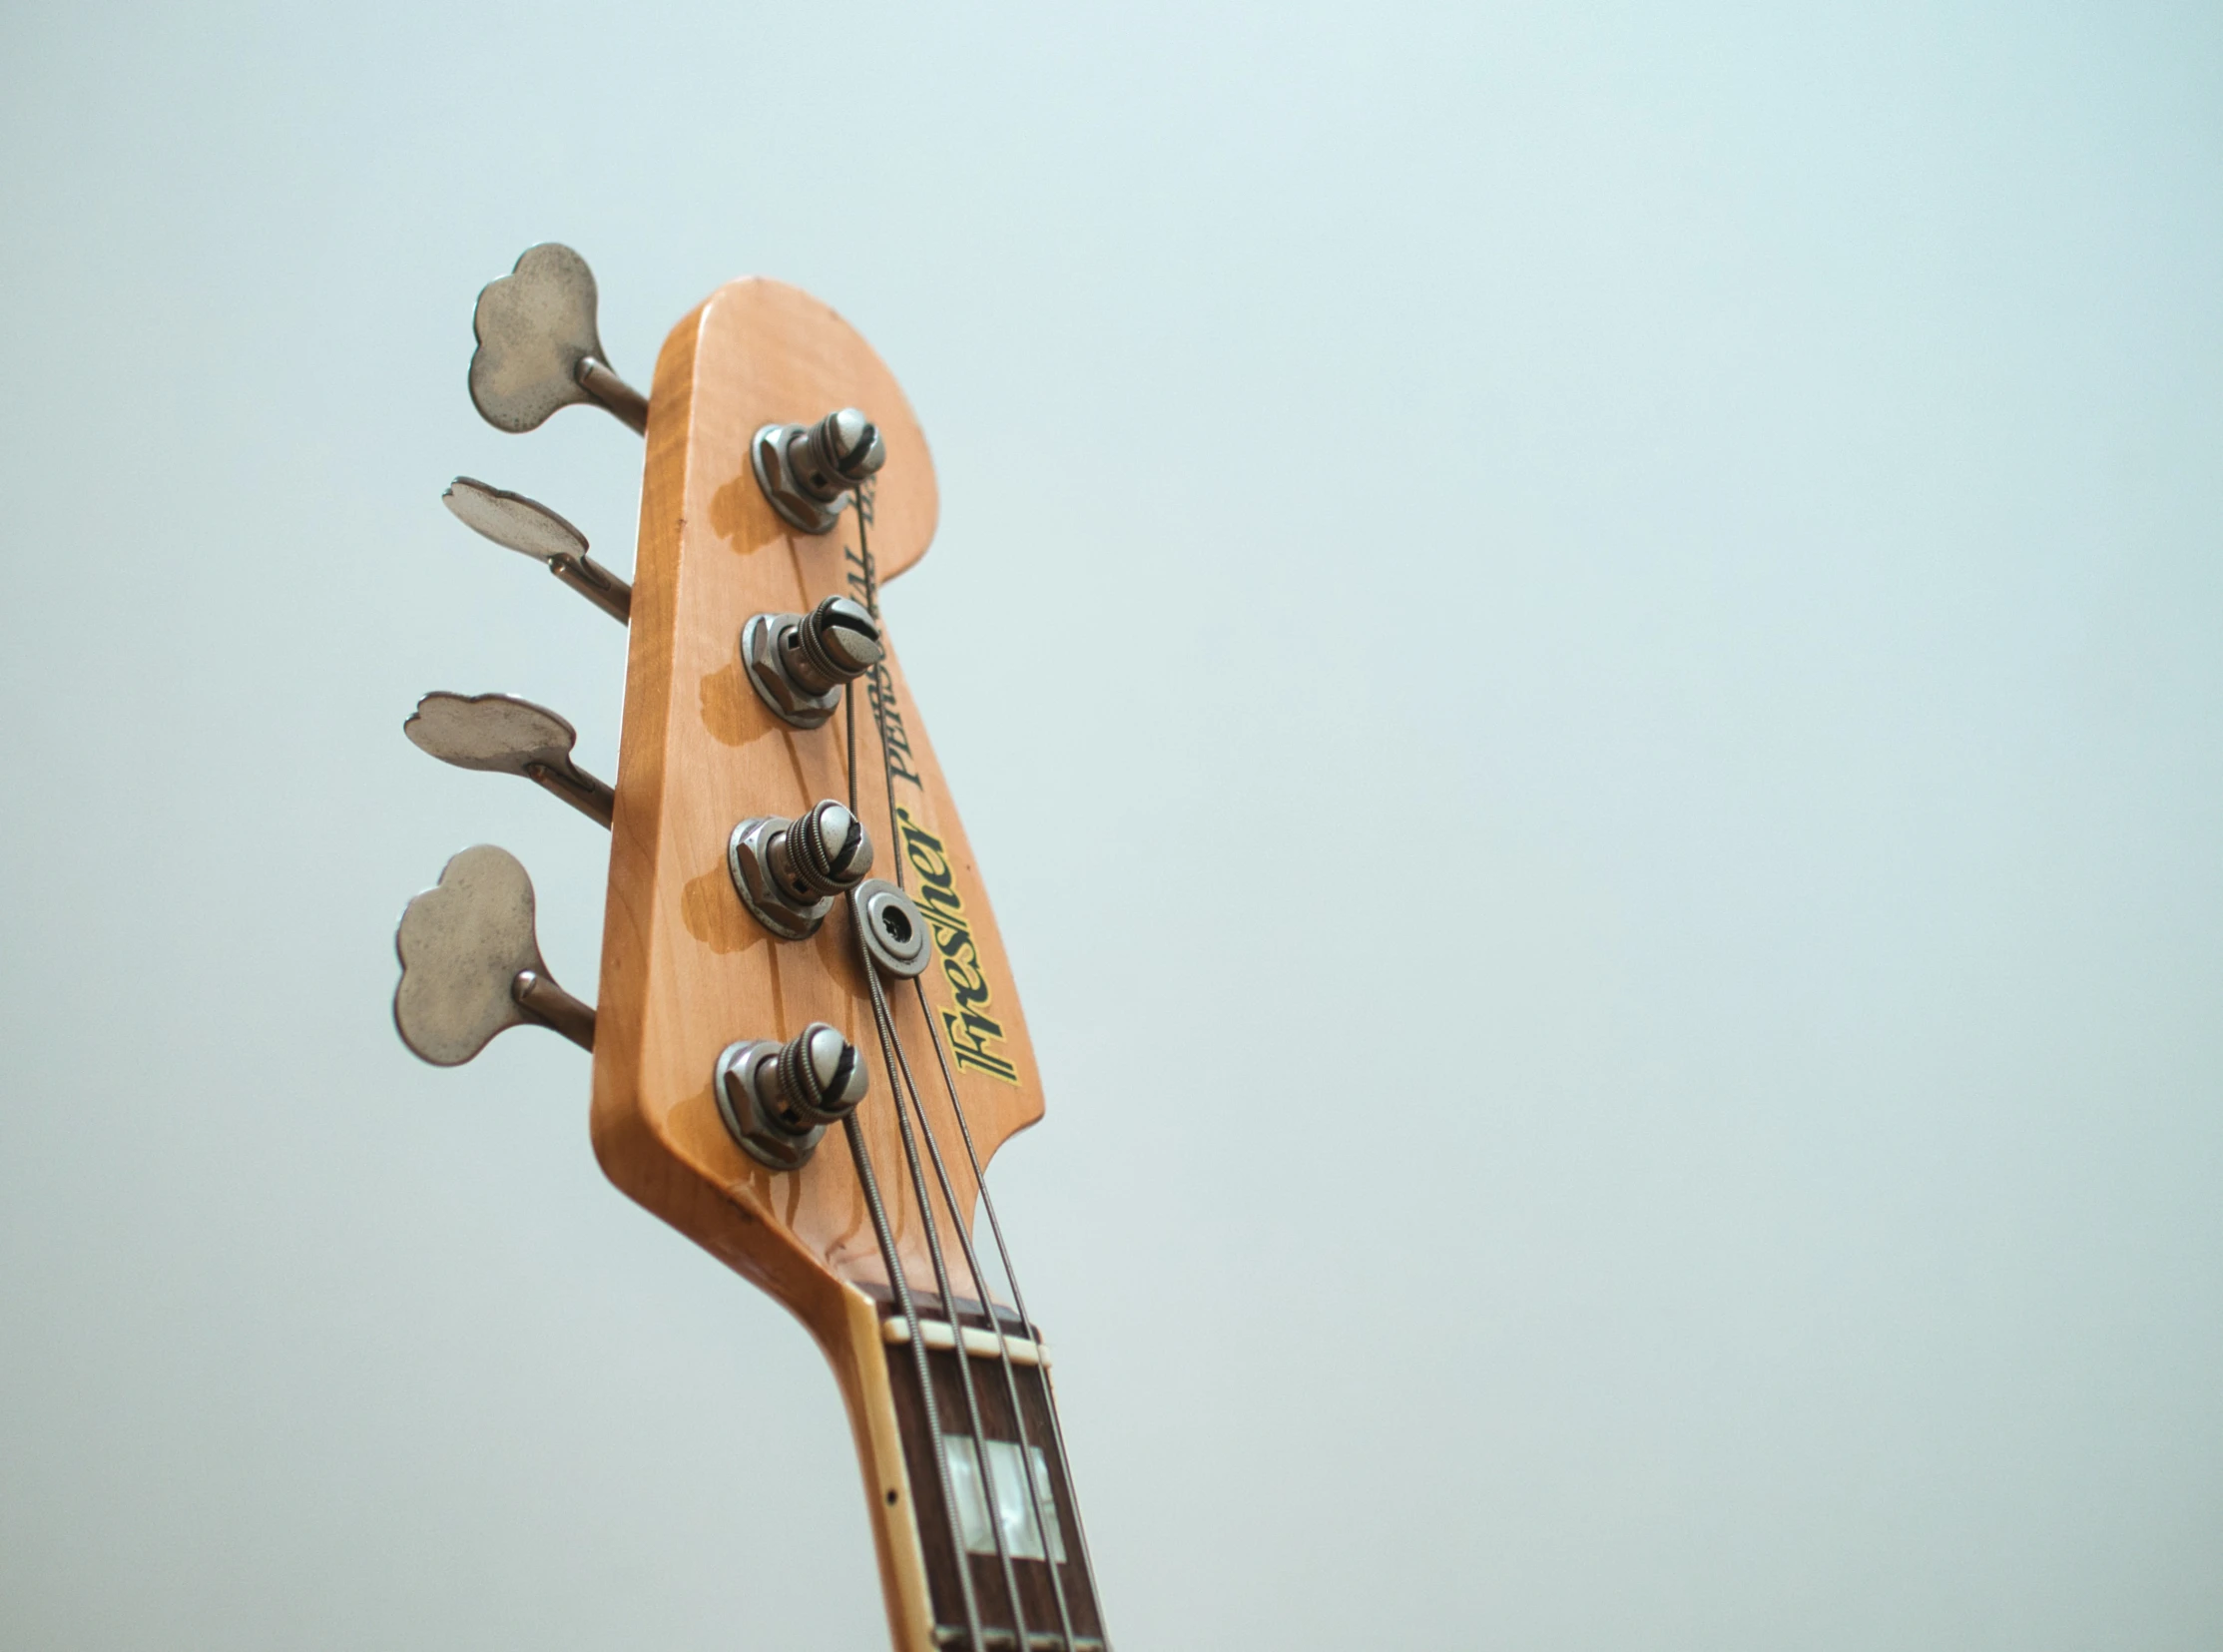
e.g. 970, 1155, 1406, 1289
854, 485, 1100, 1647
854, 489, 906, 900
859, 963, 1037, 1649
836, 1108, 986, 1652
872, 971, 1081, 1651
834, 489, 988, 1651
911, 975, 1105, 1632
853, 500, 1039, 1650
845, 638, 858, 817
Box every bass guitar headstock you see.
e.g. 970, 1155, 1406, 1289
393, 247, 1106, 1652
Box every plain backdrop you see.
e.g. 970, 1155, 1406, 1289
2, 3, 2218, 1648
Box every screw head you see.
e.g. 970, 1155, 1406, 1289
788, 800, 873, 898
803, 595, 885, 680
821, 408, 885, 483
778, 1022, 868, 1125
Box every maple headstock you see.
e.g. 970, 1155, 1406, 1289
590, 277, 1044, 1330
395, 254, 1103, 1652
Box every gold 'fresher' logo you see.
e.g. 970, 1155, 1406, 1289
893, 805, 1020, 1085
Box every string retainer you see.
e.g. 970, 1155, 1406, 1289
851, 879, 932, 980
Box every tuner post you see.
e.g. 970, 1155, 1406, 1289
752, 407, 886, 534
742, 595, 885, 729
714, 1022, 869, 1171
728, 800, 875, 939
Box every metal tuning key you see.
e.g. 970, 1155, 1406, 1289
443, 478, 632, 623
753, 406, 886, 534
742, 595, 884, 728
714, 1022, 869, 1171
728, 799, 874, 939
404, 692, 616, 827
394, 844, 595, 1065
469, 244, 649, 435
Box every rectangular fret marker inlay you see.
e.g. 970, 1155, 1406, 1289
942, 1436, 1067, 1562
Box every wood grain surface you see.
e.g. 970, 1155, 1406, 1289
589, 278, 1049, 1652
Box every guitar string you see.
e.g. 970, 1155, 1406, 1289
836, 490, 989, 1650
845, 637, 859, 816
911, 979, 1105, 1634
848, 493, 1093, 1652
865, 497, 907, 907
874, 976, 1081, 1651
850, 495, 1032, 1651
852, 489, 1089, 1649
837, 1108, 986, 1651
858, 960, 1035, 1648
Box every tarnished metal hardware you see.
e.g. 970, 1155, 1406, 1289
713, 1022, 869, 1171
443, 478, 632, 624
728, 800, 874, 940
469, 244, 649, 435
852, 878, 931, 979
404, 691, 616, 827
509, 968, 596, 1050
752, 407, 885, 534
742, 595, 885, 729
393, 843, 596, 1065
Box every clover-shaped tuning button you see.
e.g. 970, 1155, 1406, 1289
742, 595, 885, 729
752, 407, 886, 534
469, 244, 649, 435
728, 800, 874, 940
443, 478, 632, 623
394, 844, 595, 1065
714, 1022, 869, 1171
404, 692, 616, 827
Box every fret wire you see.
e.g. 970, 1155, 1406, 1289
874, 975, 1080, 1652
913, 976, 1107, 1631
863, 967, 1036, 1646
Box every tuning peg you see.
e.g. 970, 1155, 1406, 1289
742, 595, 885, 728
394, 844, 595, 1065
714, 1022, 869, 1170
469, 244, 649, 435
443, 478, 631, 624
404, 692, 616, 827
753, 407, 886, 534
728, 799, 874, 940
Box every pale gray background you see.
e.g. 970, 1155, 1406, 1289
2, 3, 2218, 1648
